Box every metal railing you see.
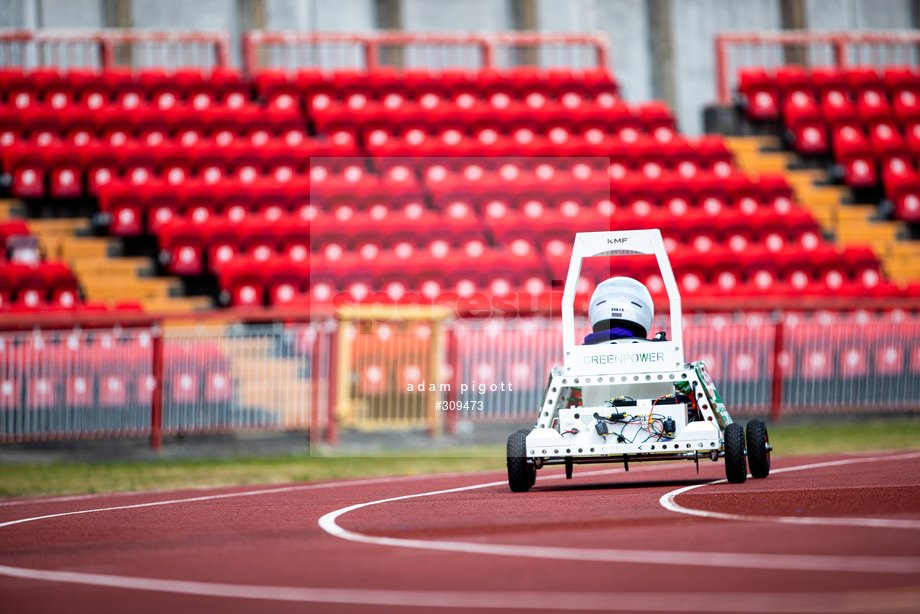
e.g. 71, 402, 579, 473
778, 312, 920, 413
0, 327, 155, 439
0, 28, 607, 75
449, 314, 774, 423
451, 311, 920, 423
715, 31, 920, 104
0, 320, 334, 447
242, 30, 609, 75
1, 310, 918, 448
0, 29, 231, 71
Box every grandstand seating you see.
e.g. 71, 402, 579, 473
0, 217, 153, 314
0, 219, 81, 311
737, 64, 920, 222
1, 30, 919, 442
1, 59, 917, 314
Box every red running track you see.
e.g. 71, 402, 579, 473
2, 451, 920, 614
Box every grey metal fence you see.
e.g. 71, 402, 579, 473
451, 313, 779, 422
0, 312, 917, 445
0, 322, 333, 443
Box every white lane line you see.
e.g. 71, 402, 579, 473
0, 468, 508, 508
4, 565, 918, 612
0, 466, 639, 610
317, 454, 920, 575
1, 459, 919, 609
0, 470, 515, 528
0, 464, 653, 531
659, 451, 920, 530
0, 491, 157, 507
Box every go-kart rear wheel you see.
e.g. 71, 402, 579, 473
507, 429, 535, 492
746, 419, 771, 478
724, 422, 747, 484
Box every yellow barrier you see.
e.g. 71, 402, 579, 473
333, 305, 450, 434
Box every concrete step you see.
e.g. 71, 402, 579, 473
59, 236, 120, 260
82, 276, 182, 300
887, 260, 920, 282
835, 221, 901, 244
797, 191, 847, 209
798, 199, 836, 221
890, 242, 920, 259
139, 295, 213, 313
724, 135, 783, 154
26, 218, 91, 236
731, 151, 794, 174
791, 184, 848, 207
27, 219, 93, 259
834, 204, 877, 222
885, 242, 920, 282
69, 256, 153, 278
862, 237, 896, 256
726, 133, 920, 288
0, 199, 24, 219
784, 168, 829, 184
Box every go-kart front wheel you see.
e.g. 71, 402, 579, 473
507, 429, 536, 492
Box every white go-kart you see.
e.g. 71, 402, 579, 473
506, 229, 771, 492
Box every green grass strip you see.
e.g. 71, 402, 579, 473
1, 418, 918, 498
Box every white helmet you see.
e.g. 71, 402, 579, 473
588, 276, 654, 338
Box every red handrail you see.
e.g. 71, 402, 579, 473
242, 30, 610, 76
715, 30, 920, 104
0, 29, 231, 71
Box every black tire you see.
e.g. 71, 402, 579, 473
746, 419, 771, 479
507, 429, 535, 492
724, 422, 747, 484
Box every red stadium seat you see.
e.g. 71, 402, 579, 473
2, 142, 47, 198
886, 174, 920, 220
218, 256, 265, 307
738, 67, 780, 120
159, 220, 206, 276
42, 262, 79, 308
833, 129, 877, 187
0, 68, 37, 109
264, 255, 308, 306
785, 97, 828, 154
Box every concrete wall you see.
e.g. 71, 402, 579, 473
35, 0, 102, 27
535, 0, 652, 102
670, 0, 783, 135
400, 0, 513, 31
590, 0, 653, 104
131, 0, 233, 31
132, 0, 241, 65
309, 0, 375, 31
806, 0, 913, 30
0, 0, 30, 28
263, 0, 311, 30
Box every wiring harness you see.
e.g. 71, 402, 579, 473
592, 394, 689, 443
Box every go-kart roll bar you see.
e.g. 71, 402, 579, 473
560, 230, 685, 375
